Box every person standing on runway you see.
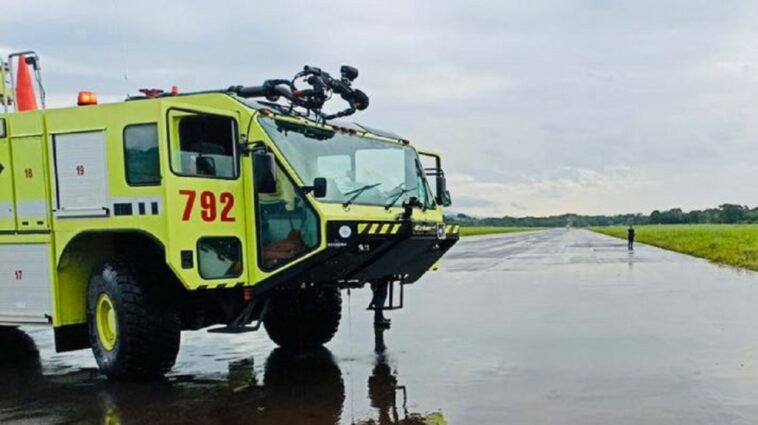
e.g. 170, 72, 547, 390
627, 225, 636, 250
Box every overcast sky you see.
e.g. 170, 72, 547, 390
4, 1, 758, 216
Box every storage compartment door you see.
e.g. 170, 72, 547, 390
12, 136, 49, 230
0, 243, 53, 324
53, 131, 108, 216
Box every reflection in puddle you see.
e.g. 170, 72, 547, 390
357, 327, 446, 425
0, 327, 445, 425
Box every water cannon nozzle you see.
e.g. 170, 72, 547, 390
340, 65, 359, 82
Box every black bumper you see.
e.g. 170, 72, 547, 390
253, 221, 459, 295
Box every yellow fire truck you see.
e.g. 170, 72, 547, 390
0, 52, 458, 379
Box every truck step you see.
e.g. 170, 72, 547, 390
207, 298, 269, 334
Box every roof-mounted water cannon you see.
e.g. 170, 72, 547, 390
229, 65, 370, 122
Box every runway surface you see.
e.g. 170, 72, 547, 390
4, 228, 758, 424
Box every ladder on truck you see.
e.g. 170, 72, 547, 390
1, 51, 46, 113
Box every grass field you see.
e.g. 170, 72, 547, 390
590, 224, 758, 271
459, 226, 540, 237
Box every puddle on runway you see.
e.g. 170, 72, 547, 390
8, 230, 758, 424
0, 327, 446, 425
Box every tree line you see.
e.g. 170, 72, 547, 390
448, 204, 758, 228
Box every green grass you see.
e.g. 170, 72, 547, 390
459, 226, 541, 237
590, 224, 758, 271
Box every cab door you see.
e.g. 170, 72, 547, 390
163, 105, 249, 289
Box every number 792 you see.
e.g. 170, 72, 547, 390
179, 190, 235, 222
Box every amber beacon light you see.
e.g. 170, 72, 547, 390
77, 91, 98, 106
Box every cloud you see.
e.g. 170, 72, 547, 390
451, 195, 496, 209
447, 166, 659, 216
4, 1, 758, 216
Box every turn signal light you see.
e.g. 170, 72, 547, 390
77, 91, 98, 106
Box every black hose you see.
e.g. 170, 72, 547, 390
233, 85, 269, 98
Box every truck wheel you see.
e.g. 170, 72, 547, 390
263, 286, 342, 350
87, 259, 180, 380
0, 326, 40, 369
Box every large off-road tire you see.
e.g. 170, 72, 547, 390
0, 326, 40, 370
0, 327, 43, 396
263, 286, 342, 350
87, 259, 180, 380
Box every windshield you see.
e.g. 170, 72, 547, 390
260, 117, 435, 209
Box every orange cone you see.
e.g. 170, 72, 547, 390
15, 55, 37, 111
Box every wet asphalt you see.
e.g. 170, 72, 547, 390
4, 229, 758, 424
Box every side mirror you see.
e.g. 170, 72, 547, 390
313, 177, 327, 198
440, 189, 452, 207
195, 155, 216, 176
435, 173, 452, 207
304, 177, 327, 198
253, 150, 277, 194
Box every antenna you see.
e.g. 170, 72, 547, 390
111, 0, 130, 97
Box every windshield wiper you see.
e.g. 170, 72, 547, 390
385, 186, 417, 210
342, 183, 381, 208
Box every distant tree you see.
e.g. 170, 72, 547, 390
650, 210, 662, 224
444, 203, 758, 228
719, 204, 746, 224
686, 210, 702, 224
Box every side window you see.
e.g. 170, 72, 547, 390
124, 123, 160, 185
414, 157, 434, 209
256, 160, 319, 270
418, 152, 441, 208
419, 153, 439, 200
197, 237, 242, 279
171, 114, 237, 179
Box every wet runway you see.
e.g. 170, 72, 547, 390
5, 228, 758, 424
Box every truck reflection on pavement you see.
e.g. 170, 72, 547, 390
0, 327, 446, 425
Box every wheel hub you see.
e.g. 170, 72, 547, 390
96, 293, 118, 351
